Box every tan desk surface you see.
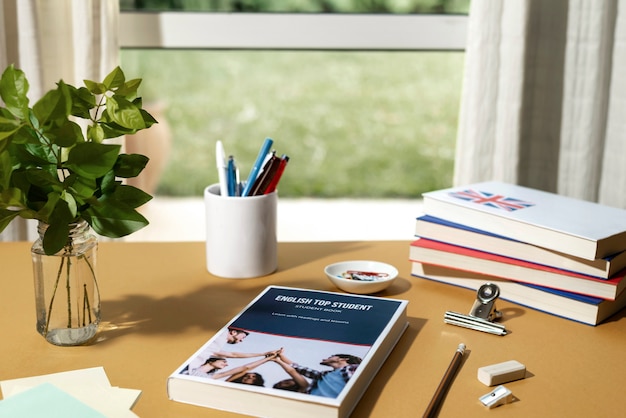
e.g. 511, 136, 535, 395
1, 240, 625, 417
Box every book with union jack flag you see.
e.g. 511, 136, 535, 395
447, 189, 535, 212
422, 181, 626, 261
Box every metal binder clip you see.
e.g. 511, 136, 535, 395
444, 283, 507, 336
479, 385, 513, 408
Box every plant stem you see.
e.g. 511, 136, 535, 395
90, 93, 107, 127
44, 254, 66, 336
81, 253, 98, 325
65, 249, 73, 328
83, 284, 93, 326
43, 240, 98, 336
83, 253, 99, 294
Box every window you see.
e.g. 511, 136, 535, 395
119, 2, 468, 199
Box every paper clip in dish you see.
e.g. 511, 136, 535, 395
479, 385, 513, 409
444, 283, 507, 336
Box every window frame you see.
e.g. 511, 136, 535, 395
119, 12, 467, 50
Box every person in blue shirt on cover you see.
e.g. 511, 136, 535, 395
276, 351, 362, 398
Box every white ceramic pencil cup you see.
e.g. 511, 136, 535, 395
204, 183, 277, 278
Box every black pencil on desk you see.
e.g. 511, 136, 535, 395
423, 343, 466, 418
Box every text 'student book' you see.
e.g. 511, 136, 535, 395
422, 181, 626, 260
167, 286, 408, 418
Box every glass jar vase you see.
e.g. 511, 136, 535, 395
31, 220, 100, 346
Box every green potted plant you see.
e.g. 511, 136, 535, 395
0, 65, 156, 345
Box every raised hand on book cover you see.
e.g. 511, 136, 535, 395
270, 353, 310, 393
213, 350, 282, 383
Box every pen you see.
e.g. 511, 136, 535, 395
227, 155, 236, 197
215, 140, 228, 197
235, 162, 241, 196
264, 154, 289, 194
241, 137, 273, 197
423, 343, 466, 418
249, 152, 280, 196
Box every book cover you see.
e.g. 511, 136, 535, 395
411, 262, 626, 326
409, 238, 626, 300
422, 181, 626, 260
167, 286, 408, 418
415, 214, 626, 279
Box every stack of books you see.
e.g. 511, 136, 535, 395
409, 181, 626, 326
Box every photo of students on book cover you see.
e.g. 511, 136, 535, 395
171, 286, 406, 401
180, 328, 369, 398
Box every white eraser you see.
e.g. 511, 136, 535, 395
477, 360, 526, 386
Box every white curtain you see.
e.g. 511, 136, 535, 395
0, 0, 119, 242
454, 0, 626, 208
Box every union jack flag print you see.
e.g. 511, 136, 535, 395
449, 189, 535, 212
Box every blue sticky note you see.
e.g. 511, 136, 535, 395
0, 383, 106, 418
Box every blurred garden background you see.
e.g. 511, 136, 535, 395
120, 0, 468, 199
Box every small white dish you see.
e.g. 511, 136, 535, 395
324, 260, 398, 294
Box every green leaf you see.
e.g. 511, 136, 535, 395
61, 190, 78, 218
115, 78, 142, 98
68, 85, 96, 118
114, 153, 149, 178
110, 184, 152, 208
98, 170, 118, 195
45, 119, 83, 147
33, 81, 72, 127
0, 209, 20, 233
100, 120, 136, 138
66, 142, 120, 178
0, 117, 22, 151
25, 168, 62, 191
106, 95, 145, 130
87, 124, 104, 143
83, 79, 107, 95
102, 66, 126, 90
140, 108, 158, 129
64, 173, 97, 202
0, 150, 12, 189
42, 198, 74, 254
35, 191, 60, 224
10, 124, 39, 145
0, 187, 27, 210
0, 65, 29, 119
8, 170, 30, 194
15, 141, 58, 167
84, 197, 149, 238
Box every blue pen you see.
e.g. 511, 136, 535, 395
227, 156, 236, 197
241, 137, 273, 197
